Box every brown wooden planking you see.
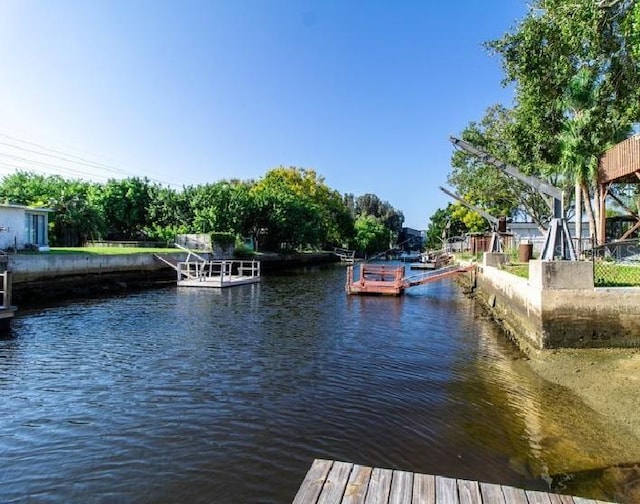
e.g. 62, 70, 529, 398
525, 490, 553, 504
293, 459, 334, 504
389, 470, 414, 504
293, 460, 617, 504
412, 473, 435, 504
479, 482, 506, 504
500, 486, 529, 504
342, 465, 373, 504
547, 494, 575, 504
457, 479, 482, 504
436, 476, 459, 504
365, 467, 393, 504
318, 461, 353, 504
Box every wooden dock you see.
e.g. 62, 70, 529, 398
293, 459, 614, 504
0, 270, 16, 330
346, 264, 406, 295
346, 264, 473, 296
293, 459, 610, 504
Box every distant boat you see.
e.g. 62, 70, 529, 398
411, 250, 451, 270
398, 251, 421, 263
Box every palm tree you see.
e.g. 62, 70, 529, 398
558, 68, 601, 250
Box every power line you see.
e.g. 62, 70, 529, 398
0, 152, 114, 181
0, 132, 184, 188
0, 140, 130, 177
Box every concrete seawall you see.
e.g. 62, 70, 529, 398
8, 251, 339, 306
469, 254, 640, 350
9, 253, 185, 284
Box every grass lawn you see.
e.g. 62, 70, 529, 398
501, 263, 529, 279
501, 261, 640, 286
594, 262, 640, 287
46, 247, 179, 255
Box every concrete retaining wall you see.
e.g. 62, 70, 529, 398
9, 253, 186, 284
474, 255, 640, 349
6, 251, 339, 307
474, 263, 544, 351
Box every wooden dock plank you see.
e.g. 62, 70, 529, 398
500, 486, 529, 504
318, 461, 353, 504
479, 482, 506, 504
546, 493, 575, 504
457, 479, 482, 504
364, 468, 393, 504
389, 470, 413, 504
293, 459, 334, 504
342, 465, 373, 504
412, 473, 435, 504
435, 476, 459, 504
525, 490, 552, 504
293, 461, 617, 504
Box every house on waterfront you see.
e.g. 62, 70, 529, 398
398, 227, 425, 251
0, 204, 52, 252
445, 220, 592, 255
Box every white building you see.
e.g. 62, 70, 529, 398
0, 204, 52, 251
509, 221, 592, 253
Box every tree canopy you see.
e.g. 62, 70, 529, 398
431, 0, 640, 245
0, 167, 402, 255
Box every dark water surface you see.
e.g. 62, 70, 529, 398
1, 264, 637, 503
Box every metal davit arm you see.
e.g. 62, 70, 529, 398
449, 136, 576, 260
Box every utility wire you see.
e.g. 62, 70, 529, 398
0, 141, 131, 177
0, 133, 183, 188
0, 152, 113, 181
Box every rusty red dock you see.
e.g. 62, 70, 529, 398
346, 264, 406, 295
346, 263, 474, 296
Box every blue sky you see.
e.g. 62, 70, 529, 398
0, 0, 525, 229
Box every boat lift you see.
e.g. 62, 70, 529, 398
450, 137, 576, 261
439, 186, 506, 253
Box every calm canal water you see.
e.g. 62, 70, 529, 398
1, 264, 638, 503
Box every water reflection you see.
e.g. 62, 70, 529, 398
0, 265, 636, 502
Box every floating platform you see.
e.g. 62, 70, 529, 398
176, 260, 260, 288
346, 264, 406, 295
346, 264, 473, 296
293, 459, 613, 504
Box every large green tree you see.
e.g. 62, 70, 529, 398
92, 178, 153, 240
355, 194, 404, 236
487, 0, 640, 243
353, 214, 389, 256
250, 167, 326, 251
424, 205, 468, 250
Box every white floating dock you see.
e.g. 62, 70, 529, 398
176, 260, 260, 288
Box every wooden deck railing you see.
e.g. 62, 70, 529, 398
599, 135, 640, 183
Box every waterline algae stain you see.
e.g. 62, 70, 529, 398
0, 264, 638, 502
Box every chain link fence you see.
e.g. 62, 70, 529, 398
589, 239, 640, 287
